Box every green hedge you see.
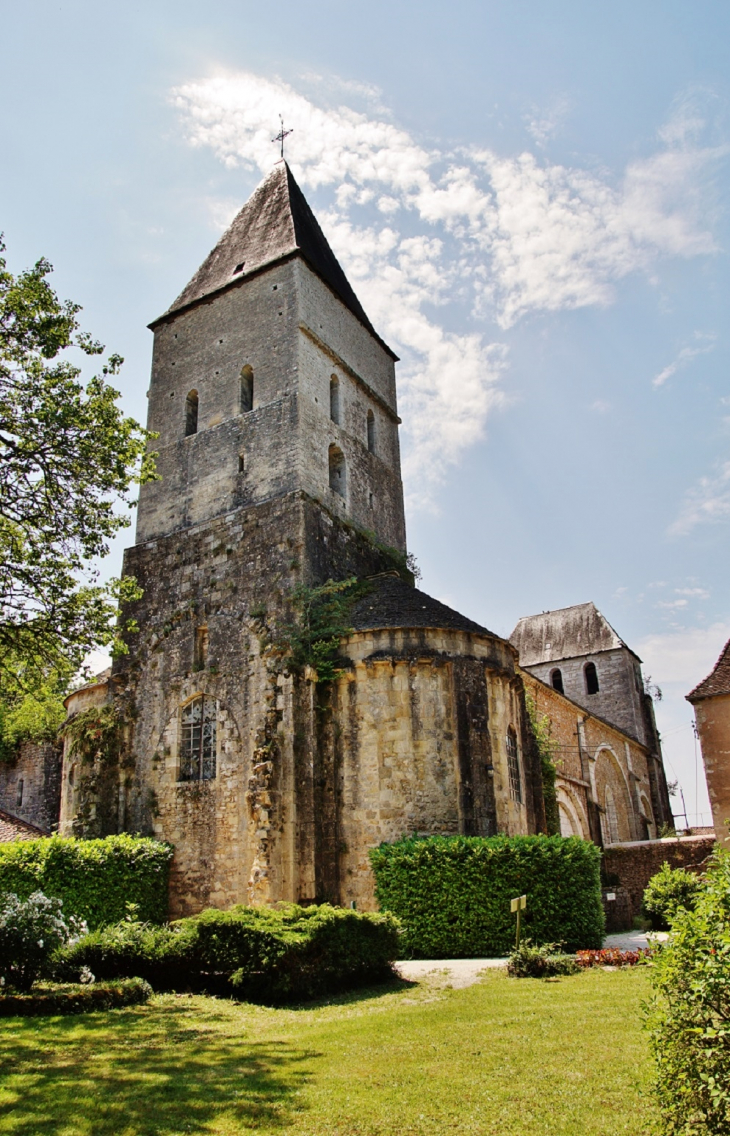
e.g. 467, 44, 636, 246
55, 903, 401, 1003
0, 835, 173, 928
646, 849, 730, 1134
0, 978, 152, 1017
369, 834, 604, 957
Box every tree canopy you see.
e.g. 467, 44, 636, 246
0, 238, 155, 707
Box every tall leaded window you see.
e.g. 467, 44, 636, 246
366, 409, 375, 454
506, 727, 522, 803
185, 390, 199, 436
240, 365, 254, 413
179, 696, 217, 782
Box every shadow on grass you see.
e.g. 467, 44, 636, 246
0, 1001, 318, 1135
285, 974, 417, 1012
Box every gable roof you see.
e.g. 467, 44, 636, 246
509, 602, 632, 666
350, 573, 493, 637
152, 163, 394, 355
0, 808, 49, 843
687, 637, 730, 702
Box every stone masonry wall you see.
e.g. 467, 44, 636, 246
694, 692, 730, 845
0, 740, 61, 833
603, 834, 716, 918
523, 670, 658, 844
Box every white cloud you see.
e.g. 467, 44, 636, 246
524, 95, 571, 148
637, 620, 730, 689
171, 70, 723, 503
653, 332, 716, 388
669, 460, 730, 536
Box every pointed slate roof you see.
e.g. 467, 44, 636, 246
153, 164, 394, 354
687, 637, 730, 702
509, 602, 632, 666
350, 573, 494, 637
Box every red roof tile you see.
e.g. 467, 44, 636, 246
687, 638, 730, 702
0, 808, 49, 843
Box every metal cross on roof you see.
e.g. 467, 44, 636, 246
272, 115, 293, 160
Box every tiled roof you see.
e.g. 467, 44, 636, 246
687, 637, 730, 702
509, 602, 630, 665
0, 808, 49, 843
154, 164, 393, 354
350, 574, 493, 636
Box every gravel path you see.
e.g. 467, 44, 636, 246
394, 930, 670, 988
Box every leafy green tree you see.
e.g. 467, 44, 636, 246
0, 238, 154, 703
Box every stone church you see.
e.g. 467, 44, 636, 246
57, 164, 546, 916
0, 161, 668, 917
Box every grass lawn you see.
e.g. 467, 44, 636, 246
0, 968, 658, 1136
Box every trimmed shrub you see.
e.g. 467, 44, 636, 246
643, 861, 704, 931
54, 903, 401, 1003
507, 939, 578, 978
369, 834, 604, 957
0, 835, 173, 928
0, 891, 86, 992
646, 849, 730, 1134
0, 978, 152, 1017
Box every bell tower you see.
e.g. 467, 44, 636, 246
136, 162, 406, 553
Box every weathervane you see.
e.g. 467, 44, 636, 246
272, 115, 293, 161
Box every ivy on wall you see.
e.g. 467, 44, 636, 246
525, 692, 561, 837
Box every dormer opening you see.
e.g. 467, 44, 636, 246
330, 376, 340, 424
240, 365, 254, 413
185, 390, 199, 436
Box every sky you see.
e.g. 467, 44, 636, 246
2, 0, 729, 824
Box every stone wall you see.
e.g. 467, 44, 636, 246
137, 258, 406, 553
602, 834, 716, 918
693, 692, 730, 845
522, 670, 659, 844
0, 740, 61, 833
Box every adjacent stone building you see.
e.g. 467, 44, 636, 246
0, 741, 60, 835
687, 638, 730, 845
59, 164, 546, 915
521, 669, 666, 845
510, 603, 672, 834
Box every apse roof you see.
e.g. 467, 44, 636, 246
509, 602, 632, 666
0, 808, 49, 843
350, 574, 493, 637
153, 163, 394, 355
687, 637, 730, 702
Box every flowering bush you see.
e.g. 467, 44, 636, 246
576, 948, 651, 968
0, 891, 86, 992
507, 939, 578, 978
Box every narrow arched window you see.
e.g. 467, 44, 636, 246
185, 390, 199, 436
179, 696, 217, 782
238, 453, 245, 473
367, 409, 375, 454
585, 662, 599, 695
603, 785, 619, 844
240, 365, 254, 413
16, 779, 23, 808
506, 728, 522, 803
551, 668, 564, 694
329, 444, 346, 497
330, 375, 340, 424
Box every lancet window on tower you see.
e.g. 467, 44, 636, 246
240, 365, 254, 413
367, 409, 375, 454
185, 390, 199, 436
330, 375, 340, 424
179, 696, 217, 782
329, 444, 346, 497
551, 668, 564, 694
584, 662, 599, 695
506, 728, 522, 803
